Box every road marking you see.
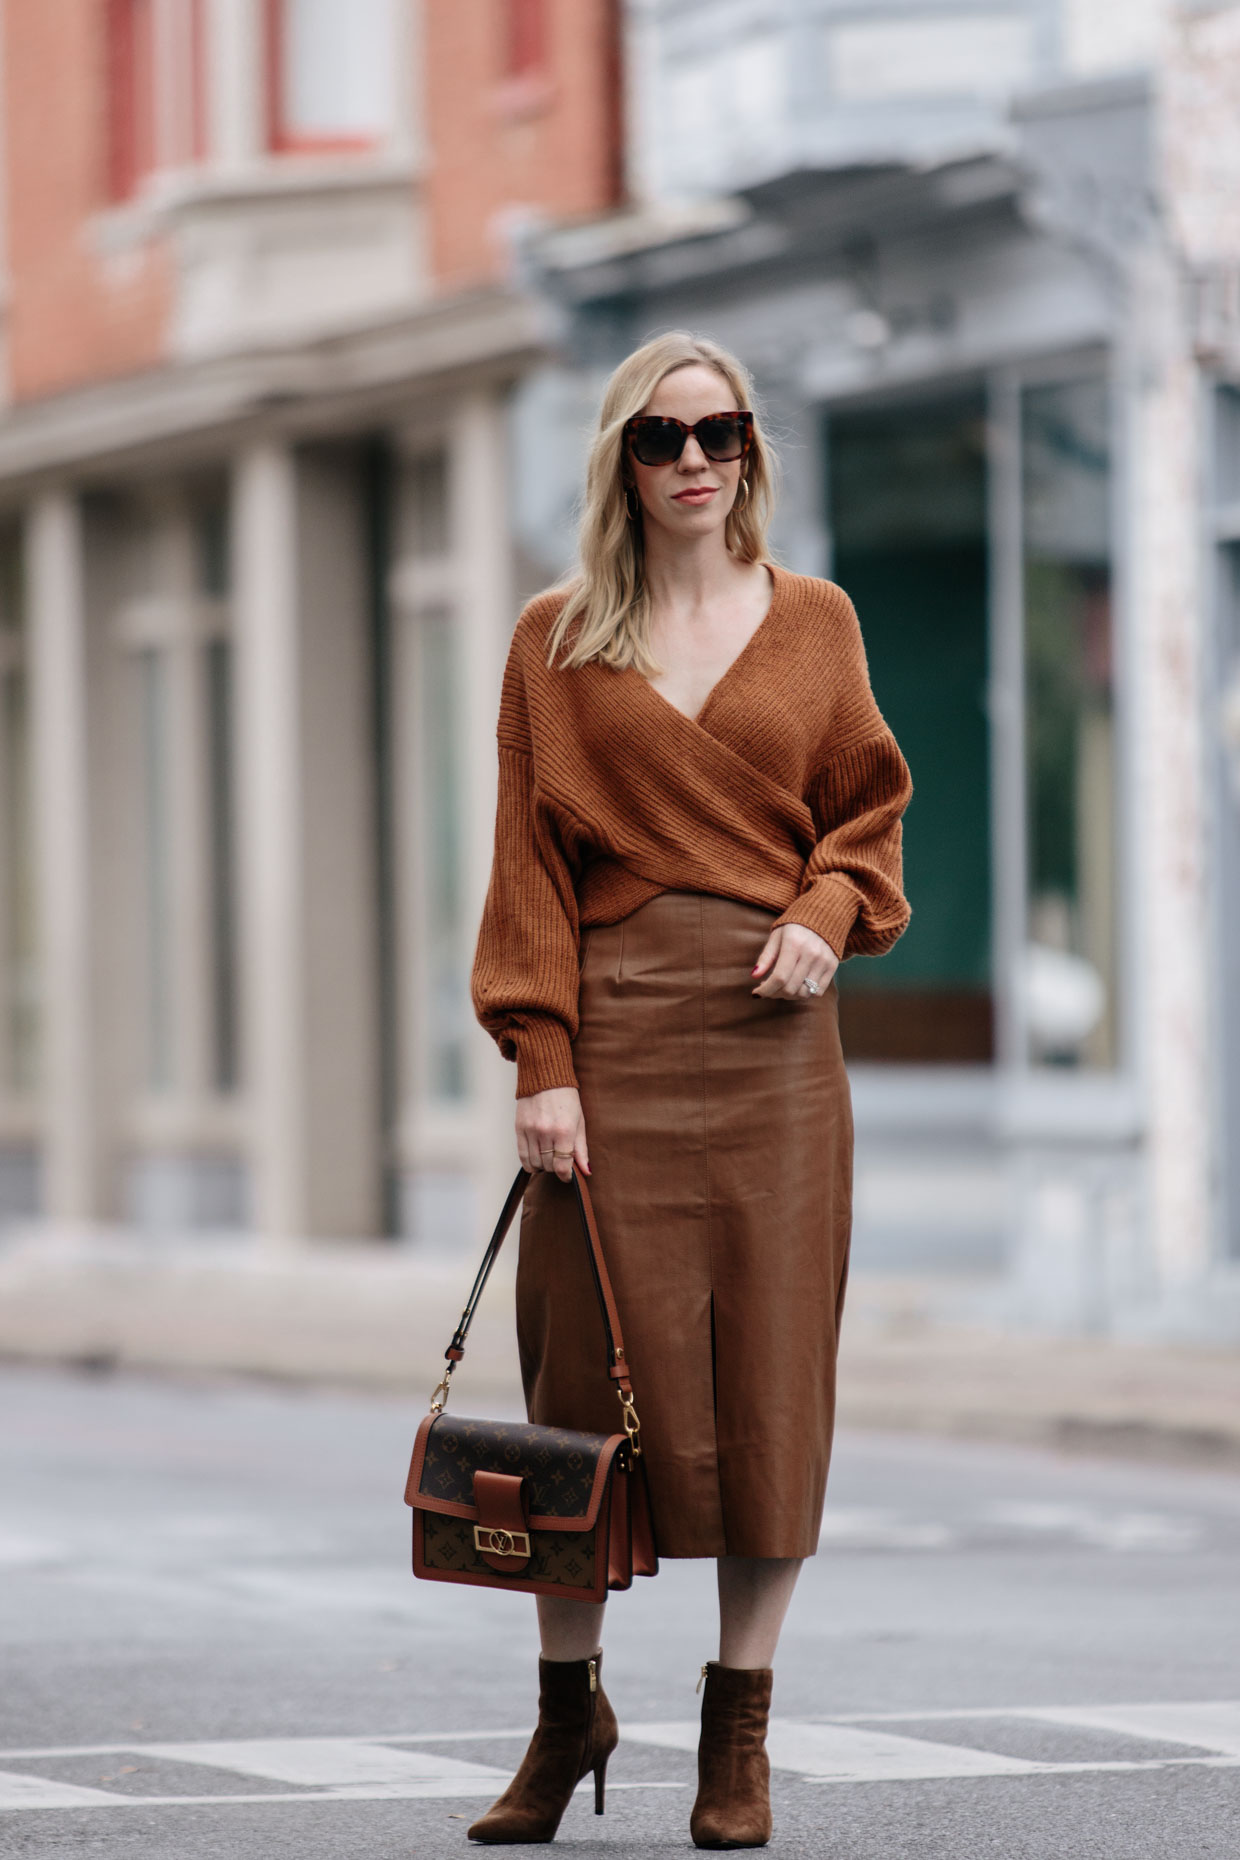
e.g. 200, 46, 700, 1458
982, 1504, 1200, 1553
0, 1530, 67, 1569
817, 1503, 1205, 1554
0, 1774, 122, 1809
1022, 1702, 1240, 1756
2, 1704, 1238, 1810
818, 1509, 956, 1551
630, 1719, 1042, 1781
138, 1738, 509, 1789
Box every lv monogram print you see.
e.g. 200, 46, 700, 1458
418, 1416, 610, 1519
420, 1511, 599, 1591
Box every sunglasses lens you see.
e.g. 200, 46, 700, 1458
629, 420, 683, 467
696, 416, 746, 461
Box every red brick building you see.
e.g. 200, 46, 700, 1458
0, 0, 623, 1244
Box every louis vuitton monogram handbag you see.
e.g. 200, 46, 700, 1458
404, 1166, 658, 1603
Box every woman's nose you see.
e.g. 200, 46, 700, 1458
679, 435, 709, 470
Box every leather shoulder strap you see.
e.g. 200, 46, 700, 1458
432, 1168, 634, 1407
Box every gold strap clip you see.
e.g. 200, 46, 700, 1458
618, 1388, 643, 1457
429, 1365, 454, 1415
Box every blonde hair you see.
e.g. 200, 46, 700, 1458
546, 331, 779, 674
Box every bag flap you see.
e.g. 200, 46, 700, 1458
404, 1414, 628, 1532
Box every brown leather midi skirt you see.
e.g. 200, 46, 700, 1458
516, 890, 854, 1561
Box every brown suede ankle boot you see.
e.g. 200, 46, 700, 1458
467, 1652, 618, 1844
690, 1662, 774, 1850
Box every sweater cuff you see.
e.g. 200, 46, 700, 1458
512, 1018, 580, 1098
773, 874, 861, 963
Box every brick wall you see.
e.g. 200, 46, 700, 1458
423, 0, 623, 292
0, 0, 626, 404
2, 0, 171, 402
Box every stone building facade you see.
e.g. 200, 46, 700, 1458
512, 0, 1240, 1334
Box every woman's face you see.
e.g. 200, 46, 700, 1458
627, 363, 746, 543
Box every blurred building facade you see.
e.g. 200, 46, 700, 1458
0, 0, 1238, 1341
514, 0, 1240, 1335
0, 0, 622, 1245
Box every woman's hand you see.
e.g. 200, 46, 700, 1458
516, 1087, 590, 1183
751, 922, 839, 1001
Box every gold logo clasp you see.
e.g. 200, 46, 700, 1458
473, 1525, 531, 1558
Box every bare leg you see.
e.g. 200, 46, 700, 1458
537, 1595, 607, 1662
716, 1556, 803, 1668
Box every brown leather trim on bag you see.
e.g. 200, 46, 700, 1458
412, 1493, 615, 1604
607, 1460, 633, 1591
473, 1470, 532, 1573
629, 1467, 659, 1578
404, 1411, 630, 1532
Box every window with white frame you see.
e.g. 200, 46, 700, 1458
389, 448, 470, 1112
114, 490, 239, 1102
1020, 375, 1117, 1070
266, 0, 397, 151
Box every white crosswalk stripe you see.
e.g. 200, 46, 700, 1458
629, 1720, 1043, 1781
1022, 1701, 1240, 1757
0, 1774, 123, 1809
2, 1703, 1238, 1810
137, 1737, 509, 1789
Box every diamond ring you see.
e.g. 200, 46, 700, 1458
802, 978, 820, 996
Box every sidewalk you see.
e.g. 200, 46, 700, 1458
2, 1225, 1239, 1469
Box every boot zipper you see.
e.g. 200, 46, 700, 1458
581, 1658, 599, 1783
696, 1664, 709, 1695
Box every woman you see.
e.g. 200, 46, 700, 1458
468, 332, 912, 1848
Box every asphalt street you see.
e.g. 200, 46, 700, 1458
3, 1361, 1240, 1859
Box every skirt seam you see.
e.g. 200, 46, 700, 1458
697, 892, 726, 1554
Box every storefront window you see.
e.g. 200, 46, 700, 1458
828, 389, 993, 1063
204, 637, 238, 1092
194, 496, 239, 1094
389, 448, 469, 1113
139, 645, 173, 1091
0, 534, 38, 1095
411, 607, 467, 1103
1021, 377, 1117, 1068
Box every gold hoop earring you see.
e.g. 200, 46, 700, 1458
734, 476, 751, 513
624, 486, 640, 522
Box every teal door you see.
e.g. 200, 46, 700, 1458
827, 390, 993, 1062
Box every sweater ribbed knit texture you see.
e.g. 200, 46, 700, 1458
471, 564, 913, 1096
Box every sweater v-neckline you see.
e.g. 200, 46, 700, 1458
632, 562, 784, 733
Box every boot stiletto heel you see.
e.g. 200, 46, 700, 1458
467, 1653, 618, 1844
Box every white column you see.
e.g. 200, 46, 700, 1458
27, 491, 97, 1218
1124, 246, 1214, 1290
233, 442, 307, 1239
452, 388, 518, 1220
206, 0, 265, 169
391, 0, 423, 164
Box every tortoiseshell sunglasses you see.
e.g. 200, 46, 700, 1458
624, 410, 754, 467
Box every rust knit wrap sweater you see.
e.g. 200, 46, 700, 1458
471, 563, 913, 1097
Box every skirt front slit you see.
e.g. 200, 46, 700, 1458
516, 890, 854, 1560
